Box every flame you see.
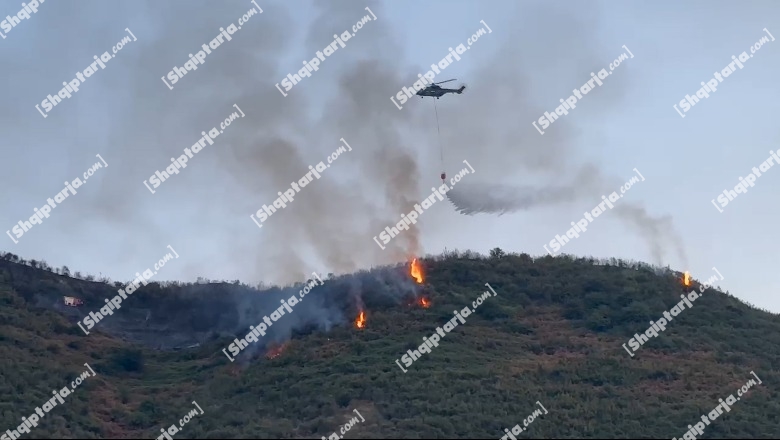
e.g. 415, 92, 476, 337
355, 311, 366, 329
410, 258, 424, 284
683, 271, 690, 287
419, 297, 430, 308
265, 343, 288, 359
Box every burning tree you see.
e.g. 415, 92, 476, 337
355, 311, 366, 329
410, 258, 424, 284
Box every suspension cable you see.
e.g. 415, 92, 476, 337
433, 98, 444, 174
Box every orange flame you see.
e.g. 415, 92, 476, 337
355, 310, 366, 329
419, 297, 430, 308
265, 342, 288, 360
410, 258, 424, 284
683, 271, 690, 287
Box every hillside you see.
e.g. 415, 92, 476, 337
0, 251, 778, 439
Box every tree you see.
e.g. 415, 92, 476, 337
489, 247, 506, 259
61, 266, 70, 276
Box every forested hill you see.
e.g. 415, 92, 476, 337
0, 250, 778, 438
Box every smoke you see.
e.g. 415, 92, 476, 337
221, 264, 421, 361
612, 204, 689, 267
431, 2, 688, 267
226, 1, 427, 282
1, 0, 687, 285
0, 0, 431, 285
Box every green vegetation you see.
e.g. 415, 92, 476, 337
0, 250, 778, 438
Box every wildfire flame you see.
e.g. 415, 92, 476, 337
419, 297, 430, 308
355, 310, 366, 329
683, 271, 690, 287
410, 258, 424, 284
265, 342, 288, 360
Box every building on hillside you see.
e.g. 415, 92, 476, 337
63, 296, 83, 307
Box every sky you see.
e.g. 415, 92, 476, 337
1, 0, 779, 312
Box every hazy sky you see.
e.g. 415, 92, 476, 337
2, 0, 779, 312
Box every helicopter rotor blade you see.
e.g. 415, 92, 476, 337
433, 79, 456, 85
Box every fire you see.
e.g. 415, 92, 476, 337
419, 297, 430, 308
683, 271, 691, 287
265, 343, 288, 360
410, 258, 424, 284
355, 310, 366, 329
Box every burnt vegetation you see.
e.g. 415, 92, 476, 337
0, 250, 779, 438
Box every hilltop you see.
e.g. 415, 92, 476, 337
0, 250, 778, 438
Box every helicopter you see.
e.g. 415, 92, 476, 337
416, 79, 466, 99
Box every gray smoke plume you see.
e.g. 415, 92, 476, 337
612, 204, 689, 268
172, 264, 421, 360
1, 0, 687, 286
0, 0, 428, 285
432, 2, 688, 268
227, 264, 422, 361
